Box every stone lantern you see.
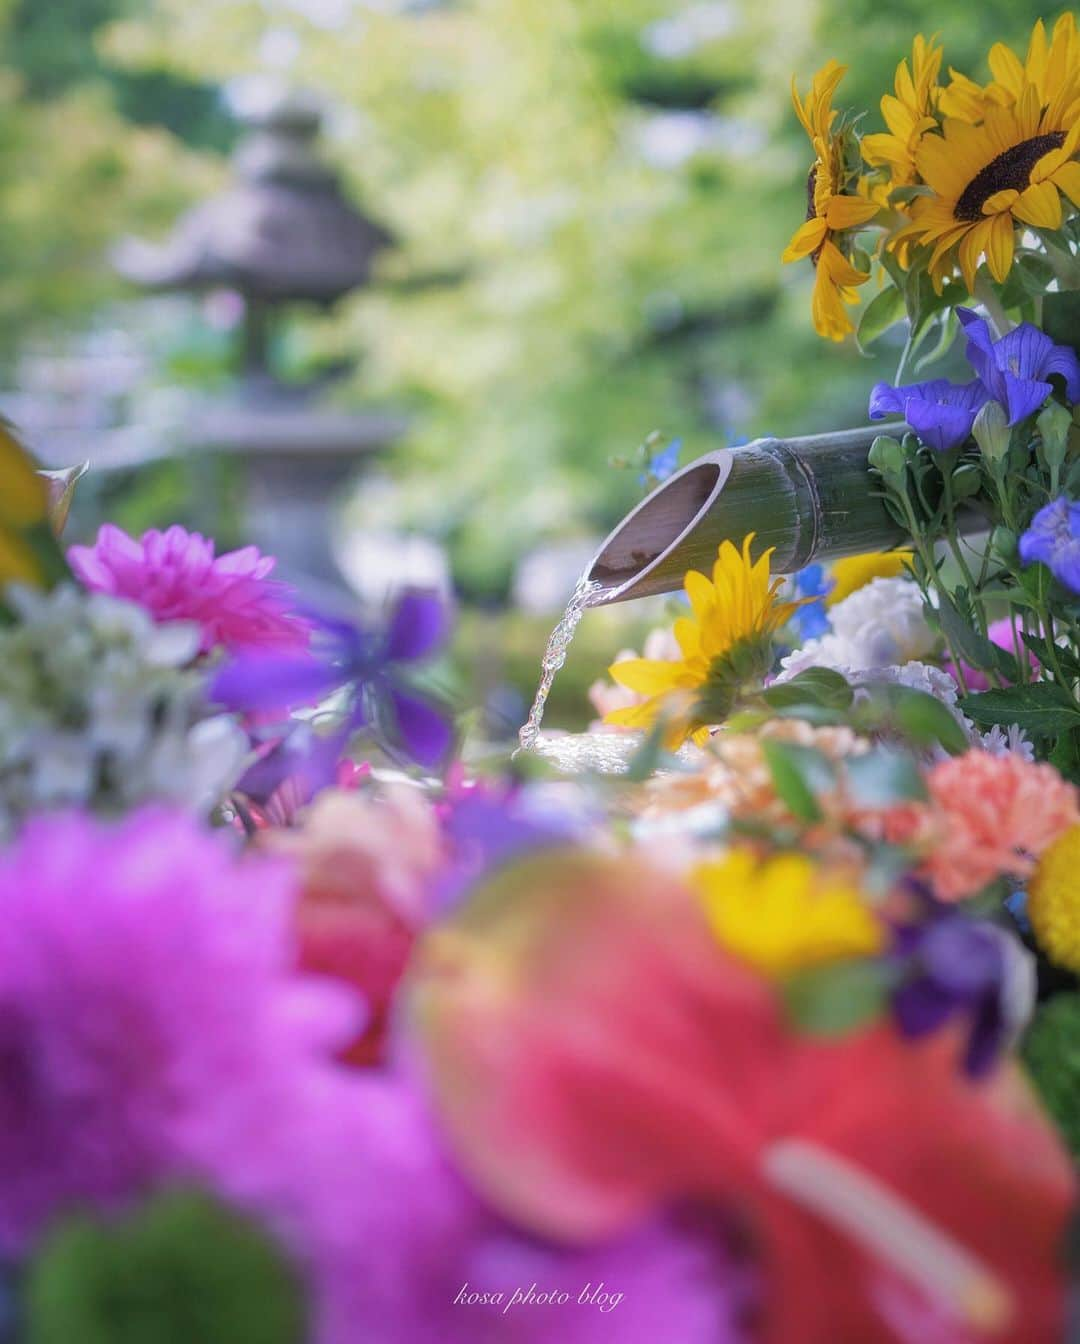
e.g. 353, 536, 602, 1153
114, 87, 405, 589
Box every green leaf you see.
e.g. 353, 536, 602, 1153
845, 747, 927, 806
762, 667, 854, 712
783, 959, 893, 1036
852, 683, 969, 755
1050, 726, 1080, 786
760, 740, 834, 822
961, 682, 1080, 736
856, 284, 906, 351
25, 1188, 308, 1344
934, 590, 1020, 682
1043, 291, 1080, 361
913, 308, 958, 373
624, 719, 667, 782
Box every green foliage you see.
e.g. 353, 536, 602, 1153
761, 739, 834, 821
1023, 994, 1080, 1162
24, 1188, 307, 1344
2, 0, 1061, 588
783, 958, 895, 1036
961, 684, 1080, 738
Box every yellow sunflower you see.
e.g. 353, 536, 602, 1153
893, 82, 1080, 293
862, 34, 944, 197
939, 14, 1080, 125
603, 534, 802, 749
782, 61, 880, 341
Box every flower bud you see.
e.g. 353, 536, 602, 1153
950, 462, 983, 499
990, 526, 1018, 561
972, 400, 1009, 462
868, 434, 907, 478
1037, 401, 1073, 475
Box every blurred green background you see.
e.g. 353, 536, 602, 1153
0, 0, 1057, 729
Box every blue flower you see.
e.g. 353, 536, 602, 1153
891, 915, 1024, 1079
212, 588, 453, 770
1018, 495, 1080, 593
959, 308, 1080, 426
869, 377, 987, 452
639, 437, 681, 487
789, 563, 832, 639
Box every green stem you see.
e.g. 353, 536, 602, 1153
895, 487, 971, 694
972, 276, 1014, 338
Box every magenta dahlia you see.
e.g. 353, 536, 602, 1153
0, 807, 360, 1257
68, 524, 311, 655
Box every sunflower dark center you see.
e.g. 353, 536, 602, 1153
806, 165, 818, 222
953, 132, 1064, 221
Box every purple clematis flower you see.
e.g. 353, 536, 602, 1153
1018, 495, 1080, 593
435, 779, 587, 912
890, 915, 1033, 1078
212, 588, 454, 771
868, 377, 987, 452
958, 308, 1080, 426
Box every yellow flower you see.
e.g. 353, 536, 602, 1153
0, 424, 53, 590
0, 423, 47, 531
603, 534, 801, 748
826, 550, 913, 607
862, 34, 944, 197
693, 848, 883, 978
782, 61, 879, 341
940, 17, 1080, 124
893, 83, 1080, 293
1028, 824, 1080, 973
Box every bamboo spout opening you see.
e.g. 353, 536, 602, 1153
587, 455, 729, 601
587, 426, 908, 605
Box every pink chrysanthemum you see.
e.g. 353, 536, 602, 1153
883, 750, 1080, 901
0, 807, 359, 1257
69, 524, 310, 655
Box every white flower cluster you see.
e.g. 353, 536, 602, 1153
780, 577, 937, 679
0, 585, 246, 835
778, 577, 1034, 759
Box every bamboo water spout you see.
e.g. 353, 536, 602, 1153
587, 425, 912, 603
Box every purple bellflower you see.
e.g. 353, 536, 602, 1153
1019, 495, 1080, 594
869, 378, 987, 452
891, 915, 1032, 1079
959, 308, 1080, 425
212, 588, 453, 773
869, 307, 1080, 451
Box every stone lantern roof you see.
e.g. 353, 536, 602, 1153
113, 88, 392, 306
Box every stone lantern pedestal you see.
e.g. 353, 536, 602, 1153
114, 87, 403, 590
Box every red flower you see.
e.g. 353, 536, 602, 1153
405, 849, 1074, 1343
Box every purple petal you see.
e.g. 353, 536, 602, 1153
1002, 371, 1052, 426
210, 654, 343, 713
388, 687, 453, 768
1019, 496, 1077, 579
238, 725, 349, 804
893, 978, 954, 1038
996, 324, 1055, 382
905, 396, 977, 452
385, 589, 449, 663
868, 380, 939, 419
958, 307, 998, 393
1041, 342, 1080, 402
963, 996, 1005, 1079
920, 919, 1002, 997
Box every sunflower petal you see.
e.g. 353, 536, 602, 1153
608, 658, 687, 697
986, 211, 1015, 283
824, 195, 880, 230
1013, 180, 1062, 230
782, 218, 828, 263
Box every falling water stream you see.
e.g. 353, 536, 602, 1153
516, 575, 604, 754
